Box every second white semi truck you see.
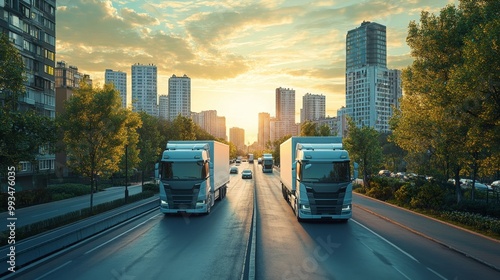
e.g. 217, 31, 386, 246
156, 140, 229, 215
280, 136, 357, 222
262, 153, 273, 173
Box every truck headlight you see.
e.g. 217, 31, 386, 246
342, 204, 351, 211
161, 200, 169, 208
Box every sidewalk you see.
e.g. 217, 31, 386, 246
0, 183, 150, 228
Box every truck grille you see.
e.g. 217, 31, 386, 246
164, 183, 201, 209
305, 185, 347, 215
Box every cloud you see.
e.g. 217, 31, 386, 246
56, 0, 254, 80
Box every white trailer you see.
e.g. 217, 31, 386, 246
280, 136, 357, 222
157, 140, 229, 214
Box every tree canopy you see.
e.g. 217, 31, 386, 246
0, 33, 56, 175
391, 0, 500, 201
58, 82, 141, 210
344, 118, 382, 187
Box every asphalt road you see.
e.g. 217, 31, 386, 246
7, 162, 500, 279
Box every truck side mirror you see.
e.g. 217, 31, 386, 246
353, 162, 359, 180
155, 162, 160, 179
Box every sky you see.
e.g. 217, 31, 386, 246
55, 0, 458, 144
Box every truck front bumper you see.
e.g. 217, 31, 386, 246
160, 200, 208, 214
298, 204, 352, 220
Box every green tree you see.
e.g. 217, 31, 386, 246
318, 123, 332, 136
300, 121, 317, 136
271, 135, 292, 167
170, 115, 196, 140
344, 118, 382, 188
117, 110, 142, 189
300, 121, 332, 136
391, 0, 500, 202
58, 82, 141, 212
0, 33, 56, 181
0, 32, 25, 109
136, 112, 164, 186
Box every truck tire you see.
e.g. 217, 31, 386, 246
206, 194, 212, 215
294, 198, 302, 222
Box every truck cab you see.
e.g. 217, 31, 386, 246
158, 143, 212, 214
293, 143, 352, 220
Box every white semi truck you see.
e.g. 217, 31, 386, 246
156, 140, 229, 215
262, 153, 273, 173
280, 136, 357, 222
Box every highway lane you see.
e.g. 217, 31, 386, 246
10, 163, 500, 279
15, 164, 253, 280
256, 167, 500, 279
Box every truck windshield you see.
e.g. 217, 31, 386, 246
161, 161, 206, 180
301, 161, 350, 183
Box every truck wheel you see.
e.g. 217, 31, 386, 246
294, 199, 302, 222
206, 195, 212, 215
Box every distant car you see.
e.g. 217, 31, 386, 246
462, 182, 493, 191
491, 180, 500, 189
242, 169, 252, 179
378, 170, 391, 177
230, 166, 238, 174
257, 158, 262, 165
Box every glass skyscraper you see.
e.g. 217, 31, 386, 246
345, 21, 401, 132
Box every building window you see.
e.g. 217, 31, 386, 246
44, 64, 54, 75
20, 161, 30, 172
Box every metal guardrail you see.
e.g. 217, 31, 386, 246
0, 197, 159, 276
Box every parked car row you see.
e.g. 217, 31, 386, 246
379, 170, 499, 192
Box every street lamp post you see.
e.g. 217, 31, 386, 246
125, 144, 129, 203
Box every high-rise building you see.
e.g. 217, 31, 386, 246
275, 87, 296, 138
192, 110, 227, 140
345, 21, 402, 133
168, 74, 191, 121
346, 21, 387, 71
132, 63, 157, 116
216, 116, 227, 141
158, 95, 168, 120
105, 69, 127, 108
229, 127, 245, 152
258, 112, 271, 149
1, 1, 56, 187
301, 93, 326, 123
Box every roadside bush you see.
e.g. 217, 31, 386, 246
409, 182, 446, 210
394, 183, 418, 207
366, 180, 393, 201
47, 183, 91, 197
142, 183, 159, 193
440, 211, 500, 235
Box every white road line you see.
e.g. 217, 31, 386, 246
351, 218, 420, 262
427, 267, 448, 280
392, 265, 412, 280
35, 260, 72, 280
84, 213, 160, 255
248, 181, 257, 280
